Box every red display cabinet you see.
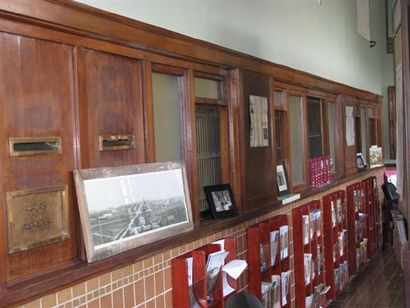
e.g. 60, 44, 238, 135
293, 200, 326, 308
322, 190, 349, 302
171, 238, 238, 308
247, 215, 290, 307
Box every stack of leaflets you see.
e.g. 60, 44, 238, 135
304, 253, 313, 285
337, 198, 343, 224
331, 201, 336, 227
260, 275, 281, 308
260, 243, 269, 273
281, 270, 292, 306
280, 225, 289, 260
303, 215, 310, 245
270, 230, 279, 267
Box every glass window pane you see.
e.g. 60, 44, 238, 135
327, 102, 336, 173
196, 104, 222, 213
152, 73, 182, 162
307, 97, 322, 158
289, 95, 305, 186
274, 90, 285, 108
195, 77, 219, 99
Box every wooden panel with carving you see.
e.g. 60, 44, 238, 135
0, 32, 78, 282
78, 48, 145, 168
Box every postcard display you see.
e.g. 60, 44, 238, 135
292, 201, 329, 308
363, 177, 382, 258
247, 215, 291, 308
171, 237, 247, 308
322, 191, 349, 301
346, 179, 381, 276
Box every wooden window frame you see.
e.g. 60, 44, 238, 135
193, 71, 231, 219
272, 87, 290, 165
306, 95, 326, 159
287, 89, 308, 192
274, 82, 344, 190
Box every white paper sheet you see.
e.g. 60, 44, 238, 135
222, 259, 247, 280
187, 257, 193, 286
222, 272, 235, 297
345, 106, 355, 146
206, 251, 229, 273
212, 239, 225, 251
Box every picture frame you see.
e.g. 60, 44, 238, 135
74, 161, 193, 262
204, 184, 237, 219
276, 161, 290, 196
356, 153, 367, 171
369, 146, 383, 167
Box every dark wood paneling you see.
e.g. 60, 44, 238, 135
242, 70, 276, 210
343, 96, 357, 176
334, 95, 345, 179
78, 48, 145, 168
0, 33, 78, 282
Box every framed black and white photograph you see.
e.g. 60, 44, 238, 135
204, 184, 237, 218
356, 153, 367, 171
74, 161, 193, 262
276, 161, 290, 196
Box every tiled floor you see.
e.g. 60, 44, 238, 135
329, 247, 405, 308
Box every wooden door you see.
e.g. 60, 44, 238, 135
0, 32, 78, 282
78, 48, 145, 168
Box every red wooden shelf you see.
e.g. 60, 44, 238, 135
247, 215, 290, 307
171, 237, 239, 308
292, 200, 327, 308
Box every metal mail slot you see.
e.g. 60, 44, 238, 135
9, 137, 62, 157
99, 135, 135, 151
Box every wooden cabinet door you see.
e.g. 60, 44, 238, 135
0, 32, 78, 282
343, 96, 357, 176
78, 49, 145, 168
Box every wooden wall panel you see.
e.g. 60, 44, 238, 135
0, 32, 78, 282
241, 70, 276, 210
78, 49, 145, 168
343, 95, 357, 176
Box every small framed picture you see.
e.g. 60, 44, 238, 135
356, 153, 367, 170
204, 184, 237, 218
276, 161, 290, 196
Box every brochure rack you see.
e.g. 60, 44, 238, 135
171, 238, 238, 308
362, 176, 381, 259
247, 215, 290, 307
322, 190, 349, 301
346, 182, 368, 276
292, 200, 327, 308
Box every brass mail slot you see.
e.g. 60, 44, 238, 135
9, 137, 62, 157
99, 135, 135, 151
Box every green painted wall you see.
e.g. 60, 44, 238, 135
76, 0, 394, 158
